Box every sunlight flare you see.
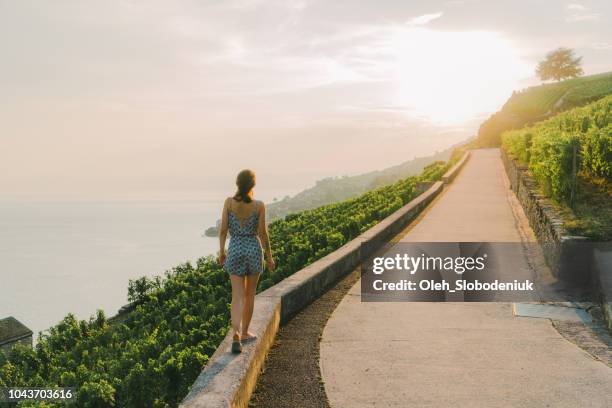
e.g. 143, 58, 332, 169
390, 27, 531, 124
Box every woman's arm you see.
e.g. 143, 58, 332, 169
257, 202, 275, 270
218, 198, 230, 265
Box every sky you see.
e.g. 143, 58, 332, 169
1, 0, 611, 202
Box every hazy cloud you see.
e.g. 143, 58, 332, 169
565, 13, 601, 21
565, 3, 601, 22
592, 42, 612, 50
407, 12, 443, 25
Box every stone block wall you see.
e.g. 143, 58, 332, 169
500, 148, 591, 285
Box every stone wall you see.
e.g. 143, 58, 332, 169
501, 148, 612, 334
500, 148, 591, 286
592, 246, 612, 332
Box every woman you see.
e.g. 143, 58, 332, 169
218, 169, 275, 354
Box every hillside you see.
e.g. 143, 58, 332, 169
205, 144, 459, 236
266, 145, 457, 220
477, 71, 612, 147
502, 94, 611, 239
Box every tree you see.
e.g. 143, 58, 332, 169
536, 47, 583, 82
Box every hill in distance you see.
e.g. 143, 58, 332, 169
204, 143, 463, 236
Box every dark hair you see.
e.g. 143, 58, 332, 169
234, 169, 256, 203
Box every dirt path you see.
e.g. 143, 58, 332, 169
248, 268, 361, 408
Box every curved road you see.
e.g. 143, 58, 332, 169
320, 149, 612, 407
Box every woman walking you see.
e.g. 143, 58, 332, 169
218, 169, 275, 353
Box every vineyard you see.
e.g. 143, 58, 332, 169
477, 71, 612, 147
503, 71, 612, 119
0, 159, 452, 407
502, 95, 612, 239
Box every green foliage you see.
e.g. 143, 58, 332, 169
0, 161, 450, 407
502, 95, 612, 238
260, 147, 455, 222
504, 83, 570, 119
259, 160, 447, 291
563, 74, 612, 109
476, 71, 612, 147
503, 94, 611, 184
581, 125, 612, 177
529, 133, 581, 200
503, 72, 612, 121
0, 260, 230, 408
536, 47, 583, 82
127, 276, 162, 304
78, 379, 116, 407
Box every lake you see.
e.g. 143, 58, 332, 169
0, 200, 225, 338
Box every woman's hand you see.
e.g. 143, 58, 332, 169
218, 252, 226, 266
266, 257, 275, 271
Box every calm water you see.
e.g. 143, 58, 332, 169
0, 200, 223, 338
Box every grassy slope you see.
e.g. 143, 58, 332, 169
504, 71, 612, 118
476, 71, 612, 147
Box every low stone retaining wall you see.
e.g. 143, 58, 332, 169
592, 246, 612, 332
502, 148, 612, 333
180, 153, 470, 408
442, 151, 470, 184
500, 148, 591, 285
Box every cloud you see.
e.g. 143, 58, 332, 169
564, 3, 601, 22
565, 12, 601, 21
443, 0, 481, 6
407, 12, 443, 26
592, 42, 612, 50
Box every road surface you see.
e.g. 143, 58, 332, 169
320, 149, 612, 408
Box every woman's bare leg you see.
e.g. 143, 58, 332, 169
230, 275, 245, 341
241, 273, 260, 338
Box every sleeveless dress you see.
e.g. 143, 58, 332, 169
224, 202, 264, 276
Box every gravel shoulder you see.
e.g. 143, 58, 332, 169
249, 268, 361, 408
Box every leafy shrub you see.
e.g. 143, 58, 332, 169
529, 132, 581, 199
581, 125, 612, 178
127, 276, 162, 304
503, 95, 611, 202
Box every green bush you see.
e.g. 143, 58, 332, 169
581, 125, 612, 178
529, 132, 580, 200
502, 95, 611, 204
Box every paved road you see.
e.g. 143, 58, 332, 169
320, 149, 612, 408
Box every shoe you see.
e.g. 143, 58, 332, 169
231, 340, 242, 354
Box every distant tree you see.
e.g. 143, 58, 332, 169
536, 47, 583, 82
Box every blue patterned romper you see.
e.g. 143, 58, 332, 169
224, 202, 264, 276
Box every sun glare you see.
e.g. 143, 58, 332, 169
391, 28, 531, 124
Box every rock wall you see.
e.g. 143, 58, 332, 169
592, 246, 612, 332
500, 148, 592, 286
